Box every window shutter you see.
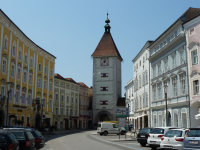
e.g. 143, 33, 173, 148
101, 73, 103, 77
106, 100, 108, 105
100, 101, 102, 105
100, 87, 103, 91
106, 73, 108, 77
106, 87, 108, 91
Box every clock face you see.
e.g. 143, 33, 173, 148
101, 58, 109, 66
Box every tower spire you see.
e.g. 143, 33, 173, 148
104, 13, 111, 33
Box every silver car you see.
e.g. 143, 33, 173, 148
184, 126, 200, 150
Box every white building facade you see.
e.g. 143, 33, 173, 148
132, 41, 152, 129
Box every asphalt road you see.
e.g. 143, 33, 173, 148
39, 130, 162, 150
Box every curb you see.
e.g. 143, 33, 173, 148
107, 139, 137, 142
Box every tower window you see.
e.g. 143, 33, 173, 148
101, 87, 108, 91
101, 73, 108, 77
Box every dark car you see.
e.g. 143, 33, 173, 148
137, 127, 153, 146
2, 125, 29, 129
0, 128, 35, 150
27, 129, 45, 149
0, 132, 19, 150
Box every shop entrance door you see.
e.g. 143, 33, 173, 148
65, 120, 68, 130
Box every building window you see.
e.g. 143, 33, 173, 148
28, 95, 31, 105
9, 89, 13, 101
153, 67, 156, 78
164, 60, 168, 72
158, 84, 162, 100
67, 96, 69, 102
192, 50, 198, 65
43, 99, 46, 107
17, 68, 20, 80
50, 69, 53, 76
101, 73, 108, 77
190, 28, 195, 36
158, 64, 161, 75
25, 55, 28, 64
56, 108, 58, 115
163, 40, 167, 46
61, 95, 64, 101
22, 93, 25, 104
50, 82, 52, 91
80, 100, 82, 105
143, 95, 145, 108
44, 66, 47, 74
11, 64, 15, 77
101, 87, 108, 91
38, 78, 41, 88
153, 86, 156, 101
13, 46, 16, 56
180, 74, 185, 95
66, 109, 68, 116
27, 117, 30, 125
16, 90, 19, 103
30, 58, 33, 67
71, 97, 73, 103
56, 94, 58, 100
172, 56, 176, 69
139, 76, 141, 88
2, 60, 6, 73
143, 73, 145, 85
49, 100, 52, 108
180, 51, 184, 65
4, 39, 8, 50
75, 110, 77, 116
172, 78, 177, 97
145, 72, 148, 84
19, 51, 22, 60
76, 98, 77, 104
23, 72, 27, 82
146, 94, 148, 107
29, 74, 32, 85
1, 86, 5, 98
39, 64, 42, 71
71, 110, 73, 116
194, 80, 199, 95
61, 108, 63, 115
171, 34, 175, 41
44, 80, 46, 89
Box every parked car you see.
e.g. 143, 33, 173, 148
147, 127, 179, 149
160, 128, 188, 150
26, 128, 45, 149
0, 128, 36, 150
0, 132, 19, 150
184, 126, 200, 150
97, 123, 126, 136
137, 127, 153, 147
2, 125, 29, 129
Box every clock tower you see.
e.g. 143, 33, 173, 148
91, 14, 123, 124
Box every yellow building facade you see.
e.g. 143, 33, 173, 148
0, 10, 56, 128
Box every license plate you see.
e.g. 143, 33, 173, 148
165, 146, 173, 149
150, 141, 156, 144
189, 140, 199, 145
141, 135, 145, 137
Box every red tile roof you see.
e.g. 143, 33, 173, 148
77, 82, 89, 88
181, 7, 200, 22
65, 78, 76, 83
54, 73, 64, 79
91, 32, 123, 61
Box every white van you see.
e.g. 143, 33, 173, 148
97, 123, 126, 136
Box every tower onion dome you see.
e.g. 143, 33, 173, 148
104, 13, 111, 33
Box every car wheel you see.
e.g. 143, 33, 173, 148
140, 143, 146, 147
150, 146, 157, 149
100, 133, 103, 136
103, 131, 108, 136
121, 131, 125, 135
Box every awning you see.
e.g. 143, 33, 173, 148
195, 114, 200, 120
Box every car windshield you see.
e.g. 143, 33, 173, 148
31, 131, 42, 137
26, 131, 34, 140
139, 128, 151, 134
98, 124, 101, 127
11, 132, 25, 139
165, 130, 182, 137
150, 128, 164, 134
0, 135, 7, 143
187, 129, 200, 137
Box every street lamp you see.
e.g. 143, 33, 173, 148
164, 82, 168, 127
6, 82, 12, 126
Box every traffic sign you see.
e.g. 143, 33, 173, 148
43, 115, 45, 118
116, 107, 129, 117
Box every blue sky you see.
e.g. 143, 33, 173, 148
1, 1, 199, 95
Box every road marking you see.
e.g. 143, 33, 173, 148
91, 134, 144, 150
